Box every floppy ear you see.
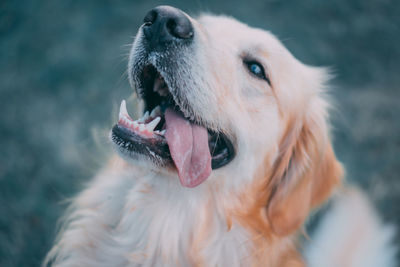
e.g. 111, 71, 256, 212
266, 95, 344, 236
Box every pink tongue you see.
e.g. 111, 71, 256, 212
164, 108, 212, 188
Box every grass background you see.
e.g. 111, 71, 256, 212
1, 0, 399, 266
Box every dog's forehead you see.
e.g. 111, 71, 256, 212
196, 14, 286, 55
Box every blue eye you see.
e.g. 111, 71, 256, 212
244, 60, 270, 85
250, 63, 262, 76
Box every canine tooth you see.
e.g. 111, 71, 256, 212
150, 106, 161, 117
160, 130, 166, 135
146, 117, 161, 131
119, 100, 129, 119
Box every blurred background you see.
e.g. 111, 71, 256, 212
0, 0, 399, 266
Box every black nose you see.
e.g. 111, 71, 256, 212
142, 6, 193, 47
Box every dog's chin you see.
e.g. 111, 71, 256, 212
110, 62, 235, 187
110, 137, 174, 176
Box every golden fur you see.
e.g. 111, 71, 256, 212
45, 7, 396, 267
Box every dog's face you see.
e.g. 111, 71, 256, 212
112, 6, 343, 235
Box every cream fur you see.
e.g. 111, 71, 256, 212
45, 10, 397, 267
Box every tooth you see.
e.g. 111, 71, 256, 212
139, 124, 145, 132
150, 106, 161, 117
154, 129, 165, 136
138, 111, 149, 123
144, 111, 149, 120
146, 117, 161, 131
119, 100, 129, 119
132, 121, 139, 129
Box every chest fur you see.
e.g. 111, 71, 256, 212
61, 169, 252, 266
50, 165, 299, 267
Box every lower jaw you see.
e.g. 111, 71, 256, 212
111, 124, 171, 165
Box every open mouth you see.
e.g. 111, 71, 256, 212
111, 65, 235, 187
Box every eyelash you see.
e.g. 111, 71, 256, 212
244, 60, 271, 86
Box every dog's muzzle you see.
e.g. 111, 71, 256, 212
112, 6, 235, 188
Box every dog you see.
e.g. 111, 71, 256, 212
45, 6, 397, 267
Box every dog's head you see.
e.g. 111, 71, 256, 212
111, 6, 343, 235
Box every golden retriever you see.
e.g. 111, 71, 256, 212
45, 6, 397, 267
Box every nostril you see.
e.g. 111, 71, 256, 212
166, 17, 193, 39
143, 10, 157, 26
175, 25, 194, 39
166, 19, 177, 36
